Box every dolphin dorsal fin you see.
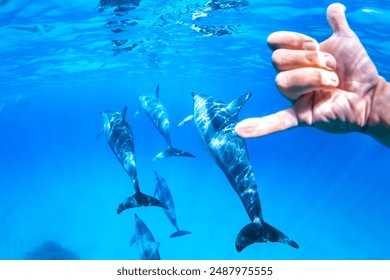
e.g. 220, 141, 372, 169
121, 107, 128, 123
130, 235, 136, 247
155, 85, 160, 98
226, 93, 251, 116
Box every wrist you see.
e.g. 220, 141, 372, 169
365, 76, 390, 147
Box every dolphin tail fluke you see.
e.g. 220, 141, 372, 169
152, 146, 195, 161
117, 192, 168, 214
170, 230, 191, 238
235, 221, 299, 252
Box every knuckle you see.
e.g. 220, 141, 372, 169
275, 72, 288, 90
271, 49, 286, 68
314, 69, 324, 83
305, 51, 319, 65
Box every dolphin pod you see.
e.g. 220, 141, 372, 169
178, 92, 298, 252
135, 85, 195, 161
99, 107, 167, 214
154, 171, 191, 238
99, 89, 297, 257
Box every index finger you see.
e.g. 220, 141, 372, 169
235, 108, 299, 138
267, 31, 320, 51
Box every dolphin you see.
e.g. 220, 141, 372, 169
99, 107, 166, 214
130, 214, 160, 260
177, 92, 299, 252
134, 85, 195, 161
154, 171, 191, 238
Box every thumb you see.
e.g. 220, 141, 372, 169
235, 108, 299, 138
327, 3, 354, 36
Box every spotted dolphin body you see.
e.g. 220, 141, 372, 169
178, 93, 298, 252
130, 214, 160, 260
135, 85, 195, 161
99, 107, 166, 214
154, 171, 191, 238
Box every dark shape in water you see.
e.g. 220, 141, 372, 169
205, 0, 249, 11
112, 39, 128, 47
106, 19, 138, 34
191, 24, 236, 37
178, 93, 299, 252
24, 241, 79, 260
0, 0, 10, 7
98, 107, 166, 214
113, 42, 139, 55
97, 0, 142, 14
110, 27, 127, 33
7, 25, 54, 35
7, 25, 40, 33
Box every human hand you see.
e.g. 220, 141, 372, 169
235, 3, 390, 146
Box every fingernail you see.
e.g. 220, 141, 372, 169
325, 72, 339, 86
325, 54, 336, 69
303, 41, 319, 50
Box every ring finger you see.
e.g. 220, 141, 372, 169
272, 49, 337, 72
276, 68, 339, 100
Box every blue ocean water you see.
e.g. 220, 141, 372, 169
1, 0, 390, 260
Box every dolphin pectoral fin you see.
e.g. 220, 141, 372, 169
130, 235, 136, 247
178, 150, 196, 158
96, 128, 104, 141
177, 115, 193, 129
170, 230, 191, 238
134, 108, 141, 118
152, 146, 196, 161
117, 192, 168, 214
235, 222, 299, 252
134, 98, 142, 118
